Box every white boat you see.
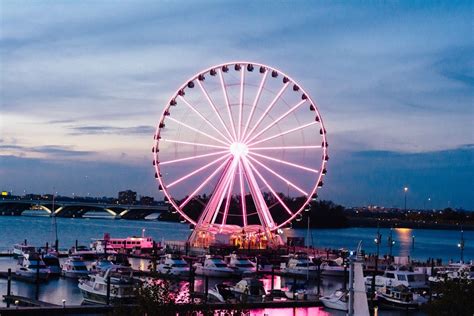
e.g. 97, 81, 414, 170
62, 256, 89, 278
102, 232, 155, 253
42, 253, 61, 277
376, 285, 421, 310
281, 253, 318, 277
157, 254, 190, 276
70, 245, 98, 261
227, 254, 256, 276
194, 256, 234, 278
12, 243, 36, 258
284, 283, 306, 300
231, 278, 266, 302
78, 267, 138, 304
320, 289, 348, 311
365, 265, 428, 291
320, 258, 346, 277
15, 253, 49, 280
90, 239, 118, 255
428, 262, 473, 283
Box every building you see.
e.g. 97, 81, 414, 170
118, 190, 137, 205
140, 196, 155, 205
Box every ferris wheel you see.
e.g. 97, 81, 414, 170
153, 62, 328, 247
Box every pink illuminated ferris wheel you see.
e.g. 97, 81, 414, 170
153, 62, 328, 247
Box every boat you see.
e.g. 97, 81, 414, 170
230, 278, 266, 302
227, 254, 256, 276
70, 245, 98, 261
62, 256, 90, 278
78, 267, 138, 304
42, 253, 61, 277
428, 262, 473, 283
281, 252, 318, 277
194, 256, 234, 277
320, 258, 346, 277
157, 254, 190, 276
102, 232, 155, 253
320, 289, 348, 311
15, 253, 50, 281
364, 265, 428, 292
12, 243, 36, 258
376, 285, 421, 310
284, 282, 307, 300
90, 238, 118, 255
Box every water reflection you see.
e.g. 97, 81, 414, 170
394, 228, 413, 257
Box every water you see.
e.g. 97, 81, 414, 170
0, 216, 471, 262
0, 215, 471, 315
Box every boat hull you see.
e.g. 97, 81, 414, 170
377, 295, 419, 310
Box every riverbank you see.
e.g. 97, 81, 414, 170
347, 217, 474, 231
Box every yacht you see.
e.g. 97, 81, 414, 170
281, 253, 318, 277
320, 289, 348, 311
42, 253, 61, 277
376, 285, 424, 310
70, 245, 97, 261
320, 258, 346, 277
15, 253, 49, 281
90, 239, 118, 255
78, 267, 138, 304
157, 254, 190, 276
62, 256, 89, 278
230, 278, 266, 302
364, 265, 428, 291
227, 254, 256, 276
428, 262, 473, 283
194, 256, 234, 277
12, 243, 36, 258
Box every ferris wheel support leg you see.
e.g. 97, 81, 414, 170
240, 158, 282, 247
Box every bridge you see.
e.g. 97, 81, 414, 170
0, 199, 169, 220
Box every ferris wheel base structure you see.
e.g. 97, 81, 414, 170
189, 224, 283, 249
153, 61, 328, 251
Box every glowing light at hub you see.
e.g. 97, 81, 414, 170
230, 142, 248, 158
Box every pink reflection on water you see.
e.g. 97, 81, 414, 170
261, 275, 282, 290
250, 307, 330, 316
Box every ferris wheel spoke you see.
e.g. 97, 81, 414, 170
243, 81, 290, 143
166, 116, 230, 146
177, 95, 232, 143
238, 69, 245, 141
248, 151, 319, 173
238, 161, 248, 227
167, 153, 231, 188
159, 150, 228, 166
246, 99, 307, 144
179, 156, 232, 209
248, 121, 318, 147
250, 145, 322, 151
220, 164, 237, 228
246, 155, 308, 196
244, 157, 293, 216
162, 139, 228, 150
196, 80, 235, 141
241, 158, 275, 229
218, 69, 238, 141
242, 71, 268, 141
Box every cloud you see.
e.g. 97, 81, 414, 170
68, 125, 154, 136
0, 144, 95, 157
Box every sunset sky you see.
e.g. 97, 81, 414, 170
1, 1, 472, 209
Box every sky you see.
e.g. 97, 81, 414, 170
0, 1, 473, 210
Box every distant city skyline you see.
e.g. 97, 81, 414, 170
1, 1, 473, 210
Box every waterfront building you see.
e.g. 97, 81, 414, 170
118, 190, 137, 205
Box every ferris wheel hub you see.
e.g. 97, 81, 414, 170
229, 142, 249, 159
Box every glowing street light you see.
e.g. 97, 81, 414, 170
403, 187, 408, 211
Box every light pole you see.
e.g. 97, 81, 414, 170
458, 229, 465, 263
371, 226, 381, 305
388, 228, 395, 257
404, 187, 408, 211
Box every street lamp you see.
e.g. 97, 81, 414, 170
388, 228, 395, 257
458, 229, 465, 263
371, 226, 382, 306
403, 187, 408, 211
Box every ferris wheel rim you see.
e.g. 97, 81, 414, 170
153, 61, 328, 231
